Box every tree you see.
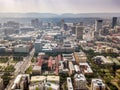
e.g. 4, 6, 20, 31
1, 72, 11, 87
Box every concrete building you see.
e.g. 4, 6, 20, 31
76, 25, 84, 40
74, 74, 86, 90
74, 52, 87, 64
95, 20, 103, 31
31, 18, 42, 28
31, 76, 46, 84
67, 77, 74, 90
32, 66, 41, 75
34, 39, 42, 53
74, 65, 80, 73
0, 78, 4, 90
47, 76, 60, 84
93, 56, 113, 65
112, 17, 117, 29
69, 62, 75, 75
95, 20, 103, 37
91, 79, 105, 90
14, 44, 30, 53
45, 82, 59, 90
11, 74, 29, 90
71, 26, 76, 34
79, 63, 93, 75
29, 76, 46, 90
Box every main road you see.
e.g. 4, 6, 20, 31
5, 48, 35, 90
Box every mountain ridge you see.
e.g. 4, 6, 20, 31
0, 13, 120, 18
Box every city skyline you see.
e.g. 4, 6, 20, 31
0, 0, 120, 14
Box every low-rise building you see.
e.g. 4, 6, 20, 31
91, 79, 106, 90
74, 74, 86, 90
47, 76, 60, 84
45, 82, 59, 90
79, 63, 93, 75
69, 61, 75, 75
93, 56, 113, 65
67, 77, 74, 90
31, 76, 46, 84
14, 44, 30, 53
0, 78, 4, 90
74, 52, 87, 64
11, 74, 29, 90
32, 66, 41, 75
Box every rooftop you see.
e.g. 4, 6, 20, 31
47, 76, 60, 82
31, 76, 46, 82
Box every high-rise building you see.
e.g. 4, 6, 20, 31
74, 74, 86, 90
71, 26, 76, 34
34, 39, 42, 53
112, 17, 117, 28
76, 25, 84, 40
95, 20, 103, 31
0, 23, 1, 28
63, 23, 68, 31
91, 79, 105, 90
31, 18, 42, 28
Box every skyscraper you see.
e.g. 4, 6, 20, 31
95, 20, 103, 37
31, 18, 42, 28
76, 25, 84, 40
112, 17, 117, 28
95, 20, 103, 31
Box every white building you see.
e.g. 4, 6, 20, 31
74, 65, 80, 73
11, 74, 30, 90
67, 77, 74, 90
74, 74, 86, 90
45, 82, 59, 90
31, 76, 46, 84
14, 44, 30, 53
47, 76, 60, 84
91, 79, 106, 90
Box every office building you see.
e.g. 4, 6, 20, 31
14, 44, 30, 53
95, 20, 103, 31
76, 25, 84, 40
34, 39, 42, 53
71, 26, 76, 34
31, 18, 41, 28
112, 17, 117, 28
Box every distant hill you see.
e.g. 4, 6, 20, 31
0, 13, 120, 18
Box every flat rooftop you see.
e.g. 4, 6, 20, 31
47, 76, 60, 82
31, 76, 46, 82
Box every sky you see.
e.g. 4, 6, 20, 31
0, 0, 120, 14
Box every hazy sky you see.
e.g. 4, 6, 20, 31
0, 0, 120, 14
